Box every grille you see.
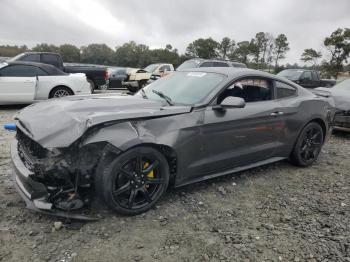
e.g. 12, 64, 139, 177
16, 129, 48, 171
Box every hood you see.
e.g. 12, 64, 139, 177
316, 87, 350, 111
16, 94, 192, 149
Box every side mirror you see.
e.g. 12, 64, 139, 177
214, 96, 246, 110
159, 69, 164, 74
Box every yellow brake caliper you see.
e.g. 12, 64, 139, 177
143, 162, 154, 189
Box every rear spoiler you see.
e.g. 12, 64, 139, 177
310, 89, 331, 98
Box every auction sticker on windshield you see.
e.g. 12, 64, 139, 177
187, 72, 207, 77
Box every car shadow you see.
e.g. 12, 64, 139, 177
332, 130, 350, 138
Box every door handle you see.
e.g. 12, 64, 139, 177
270, 111, 284, 116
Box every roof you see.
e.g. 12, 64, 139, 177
6, 61, 67, 75
179, 67, 303, 88
21, 51, 59, 55
187, 57, 245, 65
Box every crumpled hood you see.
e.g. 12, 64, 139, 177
16, 94, 192, 149
316, 87, 350, 111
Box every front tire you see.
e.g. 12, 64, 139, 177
290, 122, 324, 167
97, 146, 170, 215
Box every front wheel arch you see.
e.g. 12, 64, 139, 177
95, 145, 171, 215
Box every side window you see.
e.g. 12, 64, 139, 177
20, 54, 40, 62
159, 65, 171, 72
311, 71, 318, 80
199, 62, 213, 67
218, 78, 273, 104
275, 81, 297, 99
302, 71, 312, 80
0, 65, 38, 77
41, 54, 60, 68
35, 67, 48, 76
213, 62, 229, 67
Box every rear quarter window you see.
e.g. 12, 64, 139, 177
275, 81, 297, 99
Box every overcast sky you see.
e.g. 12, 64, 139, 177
1, 0, 349, 64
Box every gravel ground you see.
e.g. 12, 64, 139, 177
0, 105, 349, 262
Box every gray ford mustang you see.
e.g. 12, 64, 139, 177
11, 68, 335, 219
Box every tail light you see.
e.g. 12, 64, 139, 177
104, 70, 109, 80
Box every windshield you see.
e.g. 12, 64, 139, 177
138, 71, 226, 105
176, 60, 201, 70
333, 79, 350, 90
8, 53, 25, 62
277, 69, 304, 80
0, 62, 7, 69
144, 64, 159, 73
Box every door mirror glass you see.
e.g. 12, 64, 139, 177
220, 96, 246, 108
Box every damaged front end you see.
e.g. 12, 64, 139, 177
11, 127, 109, 220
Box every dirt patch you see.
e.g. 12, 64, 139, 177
0, 106, 349, 262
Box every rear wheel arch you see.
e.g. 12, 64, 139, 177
307, 118, 327, 142
48, 85, 74, 98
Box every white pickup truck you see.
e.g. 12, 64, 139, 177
123, 63, 174, 92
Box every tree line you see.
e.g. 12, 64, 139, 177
0, 27, 348, 78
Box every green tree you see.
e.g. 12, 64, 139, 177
300, 48, 322, 68
250, 32, 269, 68
322, 28, 350, 78
273, 34, 290, 69
59, 44, 80, 63
218, 37, 235, 59
229, 41, 251, 64
185, 38, 219, 59
80, 44, 114, 65
32, 43, 59, 52
0, 45, 28, 57
113, 41, 151, 67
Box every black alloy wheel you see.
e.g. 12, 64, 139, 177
290, 122, 324, 167
99, 147, 170, 215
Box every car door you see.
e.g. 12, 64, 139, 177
186, 77, 285, 179
0, 65, 37, 103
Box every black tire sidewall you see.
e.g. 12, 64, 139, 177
99, 146, 170, 215
291, 122, 324, 167
87, 79, 95, 93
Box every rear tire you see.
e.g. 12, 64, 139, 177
127, 85, 138, 93
49, 86, 73, 98
290, 122, 324, 167
87, 79, 95, 94
96, 146, 170, 215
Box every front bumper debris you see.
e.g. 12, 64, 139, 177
11, 140, 98, 221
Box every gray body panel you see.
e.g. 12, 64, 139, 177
15, 68, 335, 187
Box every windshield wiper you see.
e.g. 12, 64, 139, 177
140, 88, 148, 99
152, 89, 174, 106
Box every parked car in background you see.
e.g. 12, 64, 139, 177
10, 67, 334, 218
0, 61, 91, 105
316, 79, 350, 131
122, 63, 174, 93
277, 69, 336, 88
177, 58, 247, 70
10, 52, 108, 92
107, 67, 127, 89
